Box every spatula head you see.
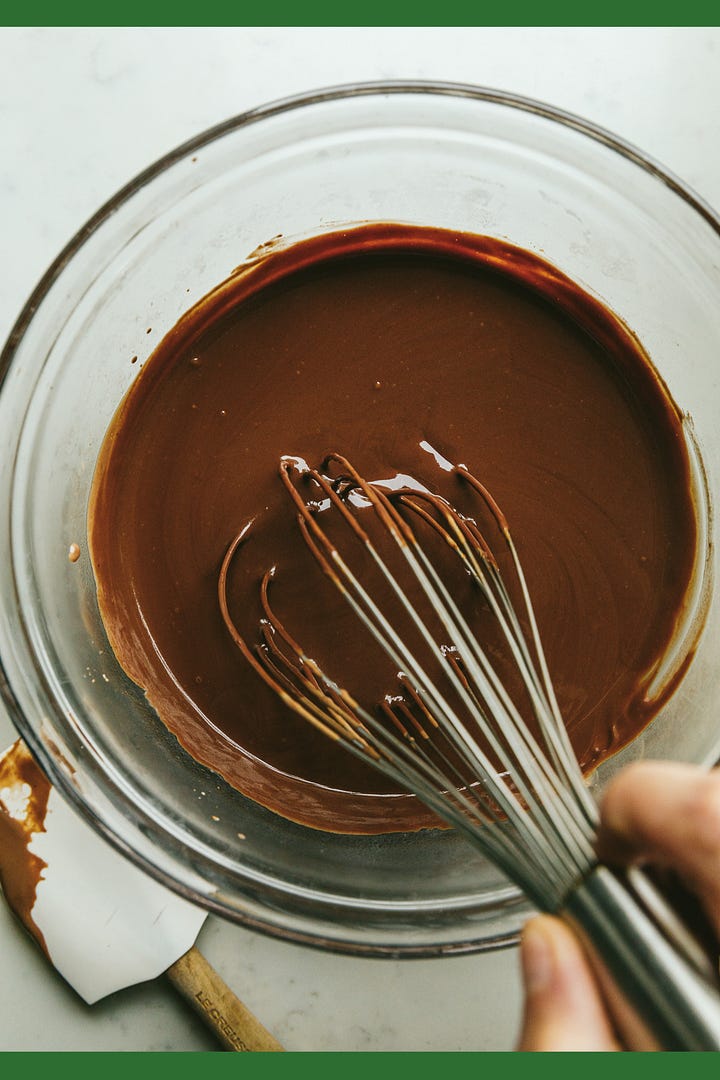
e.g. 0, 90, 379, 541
0, 740, 206, 1003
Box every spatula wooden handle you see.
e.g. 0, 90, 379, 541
166, 945, 284, 1051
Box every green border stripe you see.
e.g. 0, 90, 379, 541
5, 3, 720, 26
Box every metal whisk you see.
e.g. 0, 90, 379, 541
219, 451, 720, 1050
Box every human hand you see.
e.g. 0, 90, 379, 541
516, 761, 720, 1051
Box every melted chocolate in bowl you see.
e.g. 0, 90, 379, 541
88, 224, 697, 833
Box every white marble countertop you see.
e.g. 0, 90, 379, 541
1, 26, 718, 1052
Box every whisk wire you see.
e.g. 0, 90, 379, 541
322, 459, 595, 877
402, 484, 597, 839
222, 565, 562, 900
234, 455, 604, 902
298, 466, 560, 857
395, 493, 596, 868
458, 467, 599, 826
220, 454, 600, 908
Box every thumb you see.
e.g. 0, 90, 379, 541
517, 915, 619, 1051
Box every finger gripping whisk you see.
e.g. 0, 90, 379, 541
219, 451, 720, 1050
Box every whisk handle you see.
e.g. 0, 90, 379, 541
562, 865, 720, 1050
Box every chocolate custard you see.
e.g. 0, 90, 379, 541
88, 225, 698, 833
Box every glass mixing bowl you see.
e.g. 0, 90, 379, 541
2, 82, 720, 956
